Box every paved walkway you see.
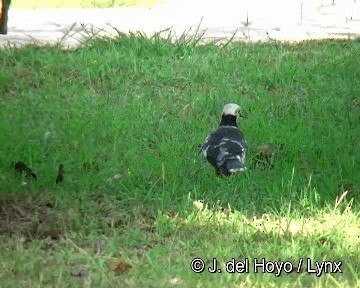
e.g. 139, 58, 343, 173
0, 0, 359, 48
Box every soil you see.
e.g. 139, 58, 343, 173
0, 196, 62, 242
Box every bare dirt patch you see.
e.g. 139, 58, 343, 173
0, 196, 62, 242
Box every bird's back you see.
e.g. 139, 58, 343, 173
200, 126, 247, 175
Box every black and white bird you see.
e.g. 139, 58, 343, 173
199, 103, 247, 176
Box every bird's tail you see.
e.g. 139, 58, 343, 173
225, 158, 247, 173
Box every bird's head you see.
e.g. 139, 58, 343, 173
222, 103, 241, 118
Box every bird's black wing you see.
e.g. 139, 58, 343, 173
200, 127, 247, 175
216, 127, 247, 174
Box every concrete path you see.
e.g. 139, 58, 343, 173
0, 0, 359, 48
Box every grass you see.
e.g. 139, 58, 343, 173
0, 32, 359, 287
11, 0, 164, 9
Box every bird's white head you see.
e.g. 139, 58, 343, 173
222, 103, 241, 117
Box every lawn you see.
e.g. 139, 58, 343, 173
0, 33, 359, 287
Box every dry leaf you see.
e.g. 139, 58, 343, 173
108, 258, 132, 274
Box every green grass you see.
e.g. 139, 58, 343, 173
12, 0, 164, 9
0, 33, 359, 287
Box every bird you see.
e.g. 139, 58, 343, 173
252, 142, 284, 169
14, 161, 37, 184
199, 103, 247, 176
55, 164, 64, 184
253, 144, 276, 169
